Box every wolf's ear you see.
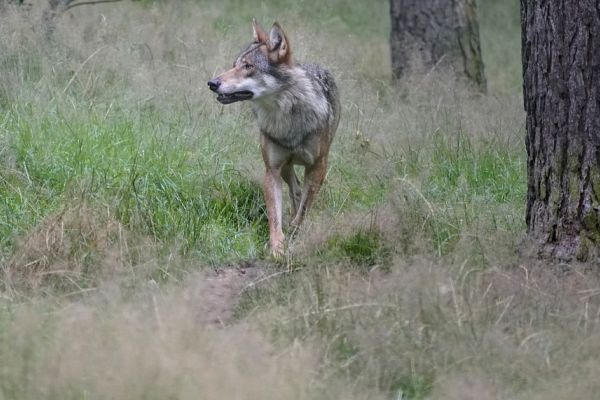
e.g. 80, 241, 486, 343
268, 22, 292, 64
252, 18, 268, 43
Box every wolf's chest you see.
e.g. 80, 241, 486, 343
252, 97, 327, 149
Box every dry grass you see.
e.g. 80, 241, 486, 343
240, 258, 600, 399
3, 252, 600, 399
2, 201, 155, 298
0, 281, 380, 400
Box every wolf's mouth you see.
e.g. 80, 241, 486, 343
216, 91, 254, 104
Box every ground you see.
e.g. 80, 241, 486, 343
1, 1, 600, 400
195, 262, 267, 326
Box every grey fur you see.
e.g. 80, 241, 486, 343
228, 43, 340, 149
252, 64, 340, 149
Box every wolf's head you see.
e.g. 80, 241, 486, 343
208, 20, 293, 104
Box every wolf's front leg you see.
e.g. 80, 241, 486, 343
263, 167, 285, 258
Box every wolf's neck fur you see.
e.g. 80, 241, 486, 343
251, 66, 328, 149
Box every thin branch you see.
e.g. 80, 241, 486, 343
66, 0, 124, 10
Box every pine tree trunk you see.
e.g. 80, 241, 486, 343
521, 1, 600, 261
389, 0, 486, 90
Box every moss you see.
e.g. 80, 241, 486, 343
576, 236, 591, 262
325, 230, 390, 268
582, 210, 599, 232
591, 175, 600, 200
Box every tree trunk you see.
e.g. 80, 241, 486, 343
389, 0, 486, 90
0, 0, 24, 11
42, 0, 73, 35
521, 1, 600, 261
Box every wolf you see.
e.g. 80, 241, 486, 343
208, 20, 340, 258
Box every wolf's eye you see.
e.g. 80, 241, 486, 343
243, 63, 253, 70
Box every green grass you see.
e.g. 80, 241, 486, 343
1, 89, 526, 271
427, 132, 524, 203
2, 103, 268, 264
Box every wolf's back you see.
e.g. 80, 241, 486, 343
301, 64, 341, 133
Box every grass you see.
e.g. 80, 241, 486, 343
3, 100, 267, 261
2, 1, 599, 399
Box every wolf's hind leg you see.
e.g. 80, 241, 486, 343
282, 163, 302, 218
290, 156, 328, 227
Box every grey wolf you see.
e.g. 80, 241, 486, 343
208, 20, 340, 258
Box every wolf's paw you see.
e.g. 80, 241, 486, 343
269, 236, 286, 262
270, 253, 285, 264
270, 244, 285, 261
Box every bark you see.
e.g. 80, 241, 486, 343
0, 0, 24, 11
389, 0, 486, 90
42, 0, 72, 36
521, 1, 600, 261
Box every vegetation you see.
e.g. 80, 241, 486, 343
0, 1, 598, 399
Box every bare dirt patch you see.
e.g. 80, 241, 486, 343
192, 261, 271, 326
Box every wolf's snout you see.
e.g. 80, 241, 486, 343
207, 79, 221, 92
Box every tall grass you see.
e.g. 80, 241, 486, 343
3, 1, 595, 400
5, 103, 267, 253
0, 0, 525, 270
